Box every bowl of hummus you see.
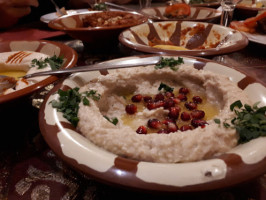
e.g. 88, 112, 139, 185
119, 21, 248, 56
39, 55, 266, 193
0, 40, 78, 105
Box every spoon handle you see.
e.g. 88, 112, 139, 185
23, 56, 162, 79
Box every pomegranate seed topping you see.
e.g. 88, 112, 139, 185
191, 119, 208, 128
181, 112, 191, 121
136, 126, 147, 134
191, 110, 205, 119
143, 96, 152, 103
185, 102, 197, 110
167, 122, 178, 133
164, 98, 175, 109
131, 94, 142, 102
154, 93, 165, 102
177, 93, 187, 102
158, 129, 169, 134
148, 119, 162, 129
162, 117, 175, 125
180, 125, 193, 132
192, 96, 203, 104
172, 97, 181, 104
179, 87, 189, 94
125, 104, 137, 114
147, 101, 165, 110
168, 107, 180, 119
165, 92, 174, 98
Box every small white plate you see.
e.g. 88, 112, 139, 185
40, 9, 90, 23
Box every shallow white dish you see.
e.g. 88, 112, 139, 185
242, 32, 266, 45
39, 55, 266, 193
40, 9, 90, 23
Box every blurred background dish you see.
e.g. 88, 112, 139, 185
242, 32, 266, 44
39, 55, 266, 193
40, 9, 90, 23
119, 21, 248, 56
236, 0, 266, 11
167, 0, 221, 8
140, 5, 222, 22
235, 0, 266, 19
0, 40, 78, 105
48, 11, 148, 48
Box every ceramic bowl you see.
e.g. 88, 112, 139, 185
141, 6, 221, 22
0, 40, 78, 105
119, 21, 248, 56
48, 11, 148, 46
39, 55, 266, 193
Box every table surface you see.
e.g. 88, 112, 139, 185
0, 3, 266, 200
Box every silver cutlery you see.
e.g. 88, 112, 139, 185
23, 56, 162, 79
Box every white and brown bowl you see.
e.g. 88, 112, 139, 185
119, 21, 248, 56
39, 55, 266, 193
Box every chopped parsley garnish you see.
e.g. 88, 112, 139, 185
214, 100, 266, 144
155, 57, 184, 71
31, 55, 64, 70
104, 116, 119, 125
158, 82, 174, 92
93, 3, 107, 10
50, 87, 101, 127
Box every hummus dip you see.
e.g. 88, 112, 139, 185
77, 64, 251, 163
0, 51, 55, 94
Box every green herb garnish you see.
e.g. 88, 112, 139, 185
93, 3, 107, 10
31, 55, 64, 70
214, 100, 266, 144
158, 82, 174, 92
50, 87, 101, 127
155, 57, 184, 71
104, 116, 119, 125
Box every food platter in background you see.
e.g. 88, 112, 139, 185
119, 21, 248, 57
0, 40, 77, 105
236, 0, 266, 11
140, 6, 222, 22
48, 11, 148, 47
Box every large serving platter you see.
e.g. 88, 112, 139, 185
119, 21, 248, 56
140, 6, 221, 22
39, 55, 266, 193
0, 40, 78, 105
236, 0, 266, 11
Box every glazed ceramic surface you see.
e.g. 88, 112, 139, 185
39, 55, 266, 193
119, 21, 248, 56
0, 40, 78, 104
242, 32, 266, 45
141, 6, 221, 22
48, 11, 148, 44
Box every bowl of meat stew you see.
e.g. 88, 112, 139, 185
48, 11, 148, 46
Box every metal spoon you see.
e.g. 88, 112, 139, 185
0, 75, 17, 94
23, 56, 162, 79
